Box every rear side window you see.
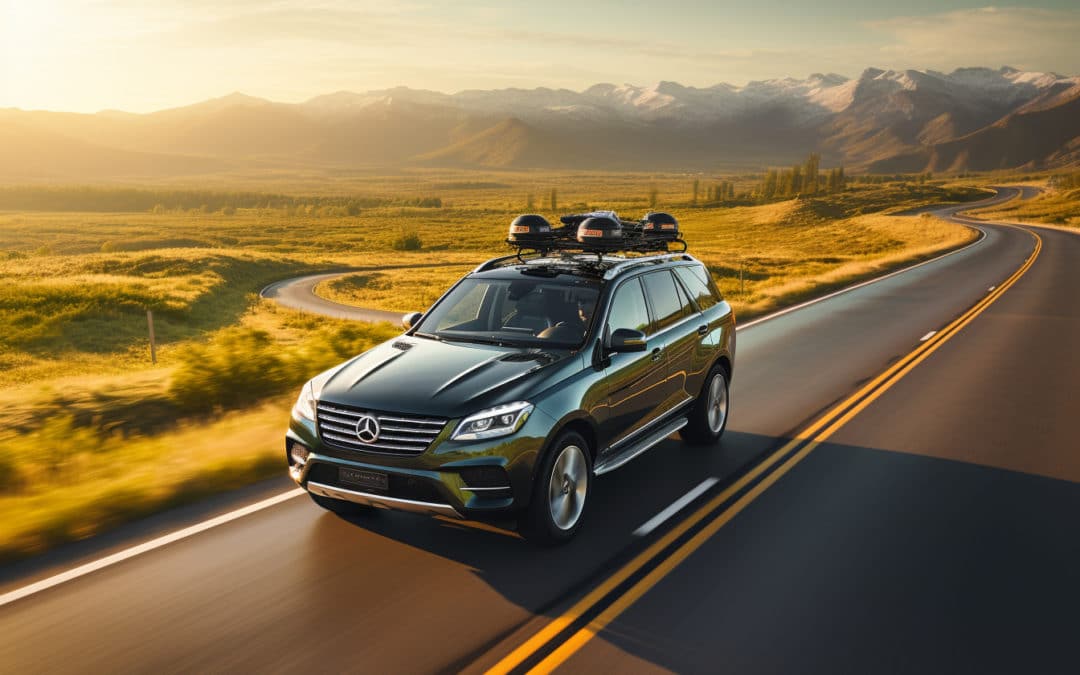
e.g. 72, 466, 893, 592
606, 278, 650, 334
674, 265, 721, 310
642, 271, 691, 331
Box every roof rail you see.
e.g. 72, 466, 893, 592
473, 254, 524, 273
601, 253, 696, 280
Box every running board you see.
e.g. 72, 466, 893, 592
594, 417, 688, 476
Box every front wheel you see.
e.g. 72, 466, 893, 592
520, 431, 592, 545
680, 364, 730, 445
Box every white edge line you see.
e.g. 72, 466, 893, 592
920, 331, 937, 342
0, 489, 304, 608
633, 477, 719, 537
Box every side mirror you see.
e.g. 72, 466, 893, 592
609, 328, 647, 353
402, 312, 423, 330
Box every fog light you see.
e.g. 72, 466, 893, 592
290, 442, 310, 466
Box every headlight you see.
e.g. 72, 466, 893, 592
451, 401, 533, 441
292, 381, 316, 422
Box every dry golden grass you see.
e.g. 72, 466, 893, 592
0, 401, 290, 560
967, 186, 1080, 228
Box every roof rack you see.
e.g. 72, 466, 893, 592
474, 210, 692, 278
471, 250, 698, 279
506, 210, 687, 258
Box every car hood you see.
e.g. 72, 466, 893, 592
318, 336, 579, 419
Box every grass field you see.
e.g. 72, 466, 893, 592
967, 186, 1080, 227
0, 173, 985, 560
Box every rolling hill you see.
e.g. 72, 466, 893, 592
2, 66, 1077, 178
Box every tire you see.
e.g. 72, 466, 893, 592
520, 431, 593, 545
680, 363, 730, 445
309, 492, 376, 516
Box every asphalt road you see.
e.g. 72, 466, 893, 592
261, 271, 406, 323
3, 187, 1075, 674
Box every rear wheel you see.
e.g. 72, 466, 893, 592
680, 364, 730, 445
309, 493, 376, 516
520, 431, 592, 545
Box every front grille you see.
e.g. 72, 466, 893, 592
316, 402, 448, 456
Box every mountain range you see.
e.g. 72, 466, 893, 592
2, 66, 1078, 180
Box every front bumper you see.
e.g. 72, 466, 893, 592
307, 481, 463, 519
286, 404, 556, 519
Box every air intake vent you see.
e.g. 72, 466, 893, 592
459, 465, 512, 497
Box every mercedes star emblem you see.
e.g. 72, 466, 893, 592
354, 414, 380, 443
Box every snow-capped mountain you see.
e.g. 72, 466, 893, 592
3, 66, 1077, 179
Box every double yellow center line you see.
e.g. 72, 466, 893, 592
484, 225, 1042, 675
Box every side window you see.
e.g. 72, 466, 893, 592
606, 279, 650, 334
642, 271, 690, 331
674, 265, 720, 310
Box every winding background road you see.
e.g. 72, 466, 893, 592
3, 187, 1077, 674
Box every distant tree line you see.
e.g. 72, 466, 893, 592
854, 172, 934, 184
703, 182, 736, 204
0, 186, 442, 213
755, 154, 846, 200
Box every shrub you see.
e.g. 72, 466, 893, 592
169, 329, 290, 413
392, 230, 423, 251
168, 323, 399, 414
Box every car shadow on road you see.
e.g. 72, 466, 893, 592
306, 432, 1080, 673
299, 430, 789, 614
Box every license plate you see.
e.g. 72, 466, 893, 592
338, 467, 388, 492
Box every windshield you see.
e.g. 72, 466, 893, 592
414, 276, 600, 348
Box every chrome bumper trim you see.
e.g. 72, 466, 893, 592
306, 481, 463, 519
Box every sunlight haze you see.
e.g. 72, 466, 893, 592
2, 0, 1079, 112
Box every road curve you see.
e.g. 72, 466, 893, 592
4, 188, 1075, 674
260, 272, 405, 323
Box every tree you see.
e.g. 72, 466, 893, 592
692, 179, 700, 206
526, 193, 535, 211
550, 188, 558, 212
803, 153, 820, 194
648, 185, 658, 209
763, 171, 778, 200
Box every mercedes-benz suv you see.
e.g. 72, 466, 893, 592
286, 213, 735, 543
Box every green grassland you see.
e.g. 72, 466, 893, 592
0, 172, 986, 560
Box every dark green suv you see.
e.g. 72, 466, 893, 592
286, 234, 735, 543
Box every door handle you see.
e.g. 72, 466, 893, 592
697, 324, 708, 336
651, 347, 663, 362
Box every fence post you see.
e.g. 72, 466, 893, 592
147, 310, 157, 364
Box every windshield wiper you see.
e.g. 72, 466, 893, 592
413, 331, 443, 341
439, 334, 517, 347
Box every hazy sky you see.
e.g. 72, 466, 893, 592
2, 1, 1078, 113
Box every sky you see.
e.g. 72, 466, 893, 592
1, 1, 1078, 113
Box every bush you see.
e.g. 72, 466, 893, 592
392, 231, 423, 251
168, 323, 399, 414
169, 329, 290, 413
